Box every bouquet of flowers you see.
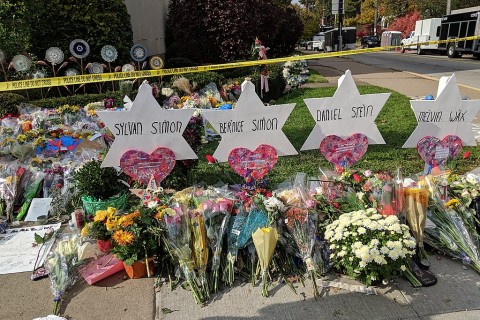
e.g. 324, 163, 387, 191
204, 196, 233, 292
325, 208, 416, 286
81, 207, 116, 242
189, 205, 210, 298
423, 176, 480, 273
280, 186, 320, 298
44, 235, 82, 315
163, 202, 206, 303
282, 59, 309, 90
224, 203, 248, 287
252, 227, 279, 297
448, 172, 480, 207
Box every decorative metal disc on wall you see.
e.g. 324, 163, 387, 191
101, 45, 118, 63
149, 56, 164, 70
45, 47, 64, 65
32, 70, 46, 79
65, 68, 79, 76
122, 64, 135, 72
88, 62, 104, 74
12, 55, 31, 72
130, 44, 147, 62
69, 39, 90, 59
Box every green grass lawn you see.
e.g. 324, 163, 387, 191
307, 68, 328, 84
190, 86, 480, 187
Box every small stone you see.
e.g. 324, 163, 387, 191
462, 265, 468, 270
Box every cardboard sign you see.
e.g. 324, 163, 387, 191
98, 83, 197, 167
301, 70, 389, 151
403, 74, 480, 148
202, 81, 297, 162
24, 198, 53, 222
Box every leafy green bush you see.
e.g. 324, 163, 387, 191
167, 0, 302, 63
0, 93, 26, 117
164, 57, 197, 68
218, 67, 257, 80
26, 0, 133, 64
31, 92, 124, 109
73, 159, 129, 201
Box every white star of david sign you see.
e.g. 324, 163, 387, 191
301, 70, 390, 151
403, 74, 480, 148
202, 81, 298, 162
98, 82, 197, 167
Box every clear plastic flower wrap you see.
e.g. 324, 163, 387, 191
44, 235, 81, 315
163, 202, 205, 304
423, 176, 480, 273
203, 191, 233, 293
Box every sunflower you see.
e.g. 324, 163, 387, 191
113, 230, 135, 246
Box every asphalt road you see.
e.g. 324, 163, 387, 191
349, 51, 480, 90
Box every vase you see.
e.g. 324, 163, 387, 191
123, 259, 155, 279
97, 239, 113, 253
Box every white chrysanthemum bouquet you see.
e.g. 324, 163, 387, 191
325, 208, 416, 286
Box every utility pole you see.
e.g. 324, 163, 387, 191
338, 0, 343, 51
446, 0, 451, 15
332, 0, 344, 51
374, 0, 378, 36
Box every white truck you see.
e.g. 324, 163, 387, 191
401, 18, 442, 54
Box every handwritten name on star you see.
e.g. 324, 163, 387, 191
218, 117, 279, 133
113, 120, 183, 136
415, 109, 468, 123
316, 104, 374, 122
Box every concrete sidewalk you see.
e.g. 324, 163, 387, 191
0, 269, 155, 320
158, 255, 480, 320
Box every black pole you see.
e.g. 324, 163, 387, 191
338, 0, 343, 51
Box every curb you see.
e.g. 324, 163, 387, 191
403, 71, 480, 93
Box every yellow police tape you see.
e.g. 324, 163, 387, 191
0, 35, 479, 92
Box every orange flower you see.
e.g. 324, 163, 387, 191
118, 210, 140, 228
113, 230, 135, 246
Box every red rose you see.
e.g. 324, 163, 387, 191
205, 154, 216, 164
463, 151, 471, 159
353, 173, 361, 183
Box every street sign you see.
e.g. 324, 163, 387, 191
332, 0, 344, 15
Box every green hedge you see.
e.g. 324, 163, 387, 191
0, 93, 26, 117
31, 92, 124, 109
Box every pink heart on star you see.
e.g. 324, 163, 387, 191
120, 147, 176, 185
320, 134, 369, 167
228, 144, 278, 180
417, 135, 462, 165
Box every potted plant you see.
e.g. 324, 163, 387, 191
73, 159, 129, 215
80, 207, 117, 252
110, 206, 161, 278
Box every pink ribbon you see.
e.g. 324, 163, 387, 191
260, 74, 269, 98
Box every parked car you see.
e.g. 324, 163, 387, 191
306, 40, 324, 51
361, 36, 381, 48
